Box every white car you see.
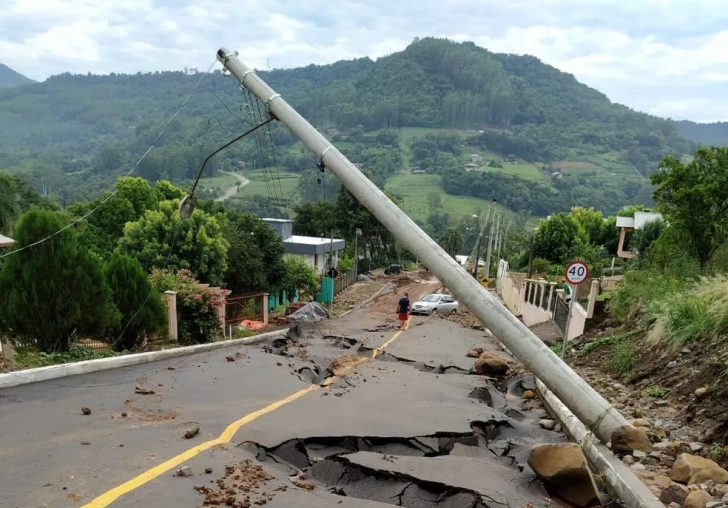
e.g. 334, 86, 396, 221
410, 294, 459, 315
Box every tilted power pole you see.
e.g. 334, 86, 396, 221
217, 48, 629, 445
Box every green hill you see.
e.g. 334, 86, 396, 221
0, 64, 35, 88
0, 37, 715, 221
676, 120, 728, 146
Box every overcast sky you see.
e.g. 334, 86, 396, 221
1, 0, 726, 123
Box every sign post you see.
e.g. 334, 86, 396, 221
561, 261, 589, 359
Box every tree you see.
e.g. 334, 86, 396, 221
0, 208, 119, 352
119, 199, 230, 286
0, 173, 21, 234
652, 147, 728, 267
569, 206, 604, 244
222, 211, 285, 296
280, 256, 319, 300
104, 252, 167, 351
438, 228, 463, 257
532, 213, 586, 264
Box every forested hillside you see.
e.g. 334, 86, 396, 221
676, 120, 728, 147
0, 64, 34, 88
0, 37, 708, 219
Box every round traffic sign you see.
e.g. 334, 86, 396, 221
565, 261, 589, 285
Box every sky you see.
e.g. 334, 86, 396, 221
1, 0, 727, 123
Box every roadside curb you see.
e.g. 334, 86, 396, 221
338, 283, 389, 318
0, 329, 288, 390
536, 380, 664, 508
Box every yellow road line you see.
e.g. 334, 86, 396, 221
80, 320, 409, 508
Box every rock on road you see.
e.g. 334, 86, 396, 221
0, 276, 567, 508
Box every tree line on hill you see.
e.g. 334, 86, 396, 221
0, 37, 715, 217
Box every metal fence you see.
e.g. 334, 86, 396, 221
225, 293, 265, 329
553, 297, 569, 336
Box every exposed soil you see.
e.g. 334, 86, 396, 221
119, 398, 179, 422
526, 320, 728, 479
329, 281, 387, 317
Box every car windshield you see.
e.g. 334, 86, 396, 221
421, 294, 440, 302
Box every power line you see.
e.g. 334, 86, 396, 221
0, 60, 219, 260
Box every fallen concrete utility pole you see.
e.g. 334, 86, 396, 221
217, 48, 629, 445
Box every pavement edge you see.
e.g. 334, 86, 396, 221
0, 329, 288, 390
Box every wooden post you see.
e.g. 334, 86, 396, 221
263, 293, 269, 325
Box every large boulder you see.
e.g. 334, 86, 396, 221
474, 350, 509, 375
688, 467, 728, 485
611, 425, 653, 455
671, 454, 721, 484
683, 490, 712, 508
659, 482, 690, 506
527, 443, 600, 508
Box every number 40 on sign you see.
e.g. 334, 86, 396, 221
565, 261, 589, 285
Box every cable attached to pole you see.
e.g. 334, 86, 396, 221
179, 116, 276, 219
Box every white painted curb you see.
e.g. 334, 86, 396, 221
0, 329, 288, 390
536, 380, 665, 508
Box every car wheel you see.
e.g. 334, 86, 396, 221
450, 308, 457, 315
431, 308, 438, 315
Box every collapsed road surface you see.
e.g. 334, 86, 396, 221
1, 276, 585, 508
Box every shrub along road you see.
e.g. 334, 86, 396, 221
0, 275, 568, 508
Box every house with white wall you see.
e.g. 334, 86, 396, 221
615, 211, 663, 259
262, 218, 346, 276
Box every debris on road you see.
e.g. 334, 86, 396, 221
226, 355, 236, 362
175, 466, 194, 477
205, 467, 213, 474
473, 350, 509, 375
134, 386, 155, 395
465, 347, 483, 358
528, 442, 601, 508
183, 424, 200, 439
80, 406, 91, 415
194, 460, 278, 507
290, 302, 329, 323
80, 440, 91, 445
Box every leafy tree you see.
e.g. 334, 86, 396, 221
119, 199, 230, 286
104, 252, 166, 351
281, 256, 319, 300
222, 210, 285, 295
532, 213, 586, 264
569, 206, 605, 244
439, 228, 463, 257
0, 173, 21, 234
651, 147, 728, 267
0, 208, 119, 352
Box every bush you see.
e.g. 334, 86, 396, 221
105, 252, 167, 351
648, 275, 728, 348
612, 342, 639, 376
530, 257, 550, 275
149, 268, 224, 345
339, 254, 354, 272
607, 269, 687, 323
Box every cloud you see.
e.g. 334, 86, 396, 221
0, 0, 726, 122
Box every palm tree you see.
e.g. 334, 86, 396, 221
438, 228, 463, 258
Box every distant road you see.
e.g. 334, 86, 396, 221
214, 170, 250, 202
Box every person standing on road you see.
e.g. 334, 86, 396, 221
396, 292, 410, 330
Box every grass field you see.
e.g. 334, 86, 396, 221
233, 169, 300, 200
482, 162, 546, 181
385, 173, 542, 227
196, 173, 240, 190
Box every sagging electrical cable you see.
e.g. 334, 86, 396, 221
179, 116, 276, 219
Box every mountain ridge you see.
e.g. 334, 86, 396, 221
0, 64, 35, 88
0, 37, 722, 214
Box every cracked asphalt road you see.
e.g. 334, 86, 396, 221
0, 278, 567, 508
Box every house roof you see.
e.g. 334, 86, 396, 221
0, 234, 15, 248
286, 235, 345, 246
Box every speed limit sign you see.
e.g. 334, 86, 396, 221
565, 261, 589, 285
